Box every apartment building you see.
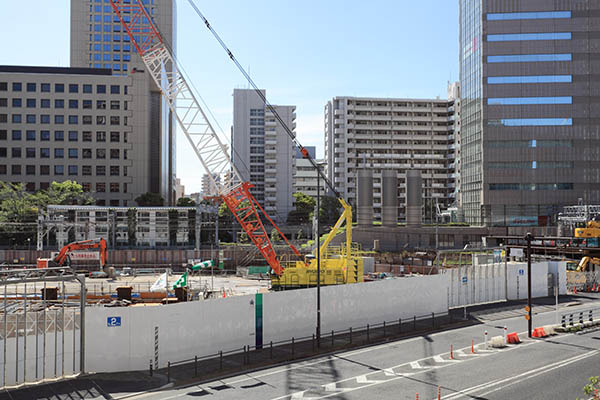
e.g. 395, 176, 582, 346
293, 146, 326, 200
232, 89, 296, 223
70, 0, 176, 203
448, 82, 462, 213
459, 1, 600, 226
0, 66, 136, 206
325, 96, 456, 223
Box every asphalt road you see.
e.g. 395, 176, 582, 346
118, 300, 600, 400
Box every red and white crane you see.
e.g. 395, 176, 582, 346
108, 0, 301, 275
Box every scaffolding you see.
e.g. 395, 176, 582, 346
557, 205, 600, 236
38, 205, 218, 250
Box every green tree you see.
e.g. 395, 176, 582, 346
319, 195, 342, 227
176, 197, 196, 207
36, 180, 94, 207
270, 228, 282, 243
135, 192, 164, 206
288, 192, 316, 224
0, 183, 37, 246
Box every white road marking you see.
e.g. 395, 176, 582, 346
433, 355, 460, 363
454, 349, 478, 357
356, 374, 384, 384
441, 350, 599, 399
270, 332, 566, 400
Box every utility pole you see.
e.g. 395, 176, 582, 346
525, 232, 533, 338
316, 171, 321, 348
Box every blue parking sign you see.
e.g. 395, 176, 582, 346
107, 316, 121, 327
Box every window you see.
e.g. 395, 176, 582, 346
110, 116, 120, 125
110, 100, 120, 110
26, 114, 36, 123
41, 83, 50, 92
487, 32, 572, 42
40, 115, 50, 124
82, 182, 91, 192
488, 118, 572, 126
250, 109, 265, 116
12, 83, 22, 92
96, 148, 106, 159
41, 99, 50, 108
110, 183, 119, 192
96, 166, 106, 176
54, 165, 64, 175
26, 83, 36, 92
83, 84, 92, 93
0, 130, 5, 140
69, 84, 79, 93
488, 97, 572, 105
83, 100, 92, 109
96, 182, 106, 192
97, 84, 106, 94
110, 132, 120, 142
82, 115, 92, 125
12, 98, 21, 107
110, 85, 120, 94
12, 114, 21, 123
40, 165, 50, 175
11, 165, 21, 175
82, 131, 92, 142
26, 165, 35, 175
55, 83, 64, 93
489, 183, 573, 190
69, 99, 79, 109
488, 54, 572, 63
40, 148, 50, 158
82, 148, 92, 158
68, 165, 78, 175
110, 166, 120, 176
97, 100, 106, 109
0, 165, 5, 174
82, 165, 92, 175
0, 148, 5, 157
26, 130, 35, 140
0, 82, 7, 91
488, 75, 572, 84
26, 98, 36, 108
96, 131, 106, 142
68, 148, 78, 158
55, 99, 64, 109
54, 131, 64, 141
487, 11, 571, 20
68, 115, 78, 124
0, 114, 6, 123
11, 148, 21, 158
0, 98, 6, 107
40, 130, 50, 141
110, 149, 119, 159
97, 116, 106, 125
55, 148, 64, 158
26, 148, 35, 158
11, 130, 21, 140
250, 118, 264, 126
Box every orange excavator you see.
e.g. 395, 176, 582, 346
37, 238, 108, 272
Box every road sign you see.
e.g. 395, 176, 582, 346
524, 305, 530, 313
519, 269, 525, 276
524, 314, 530, 321
461, 276, 468, 284
107, 316, 121, 327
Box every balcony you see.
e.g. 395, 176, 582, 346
334, 109, 344, 116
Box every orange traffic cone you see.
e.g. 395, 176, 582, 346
574, 286, 577, 294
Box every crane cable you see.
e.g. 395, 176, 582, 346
185, 0, 341, 199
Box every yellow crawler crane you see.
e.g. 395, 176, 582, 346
271, 199, 363, 290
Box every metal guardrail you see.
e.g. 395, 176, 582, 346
157, 311, 456, 383
560, 307, 600, 328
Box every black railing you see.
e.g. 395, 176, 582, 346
560, 307, 600, 328
159, 311, 460, 383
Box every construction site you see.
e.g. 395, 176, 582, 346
2, 0, 600, 394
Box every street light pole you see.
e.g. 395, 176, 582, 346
316, 171, 321, 348
525, 232, 533, 338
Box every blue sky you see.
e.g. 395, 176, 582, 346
0, 1, 459, 193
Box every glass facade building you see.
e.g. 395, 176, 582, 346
459, 2, 600, 226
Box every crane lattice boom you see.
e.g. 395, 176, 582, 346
109, 0, 300, 275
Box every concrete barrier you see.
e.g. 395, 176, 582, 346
490, 335, 505, 348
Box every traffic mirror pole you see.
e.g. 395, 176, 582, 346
525, 232, 533, 338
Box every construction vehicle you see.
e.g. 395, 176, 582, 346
37, 238, 114, 277
109, 0, 363, 289
574, 217, 600, 247
576, 256, 599, 272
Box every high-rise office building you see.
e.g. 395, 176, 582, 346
232, 89, 296, 223
459, 2, 600, 226
70, 0, 176, 204
293, 146, 325, 201
325, 96, 456, 223
448, 82, 462, 214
